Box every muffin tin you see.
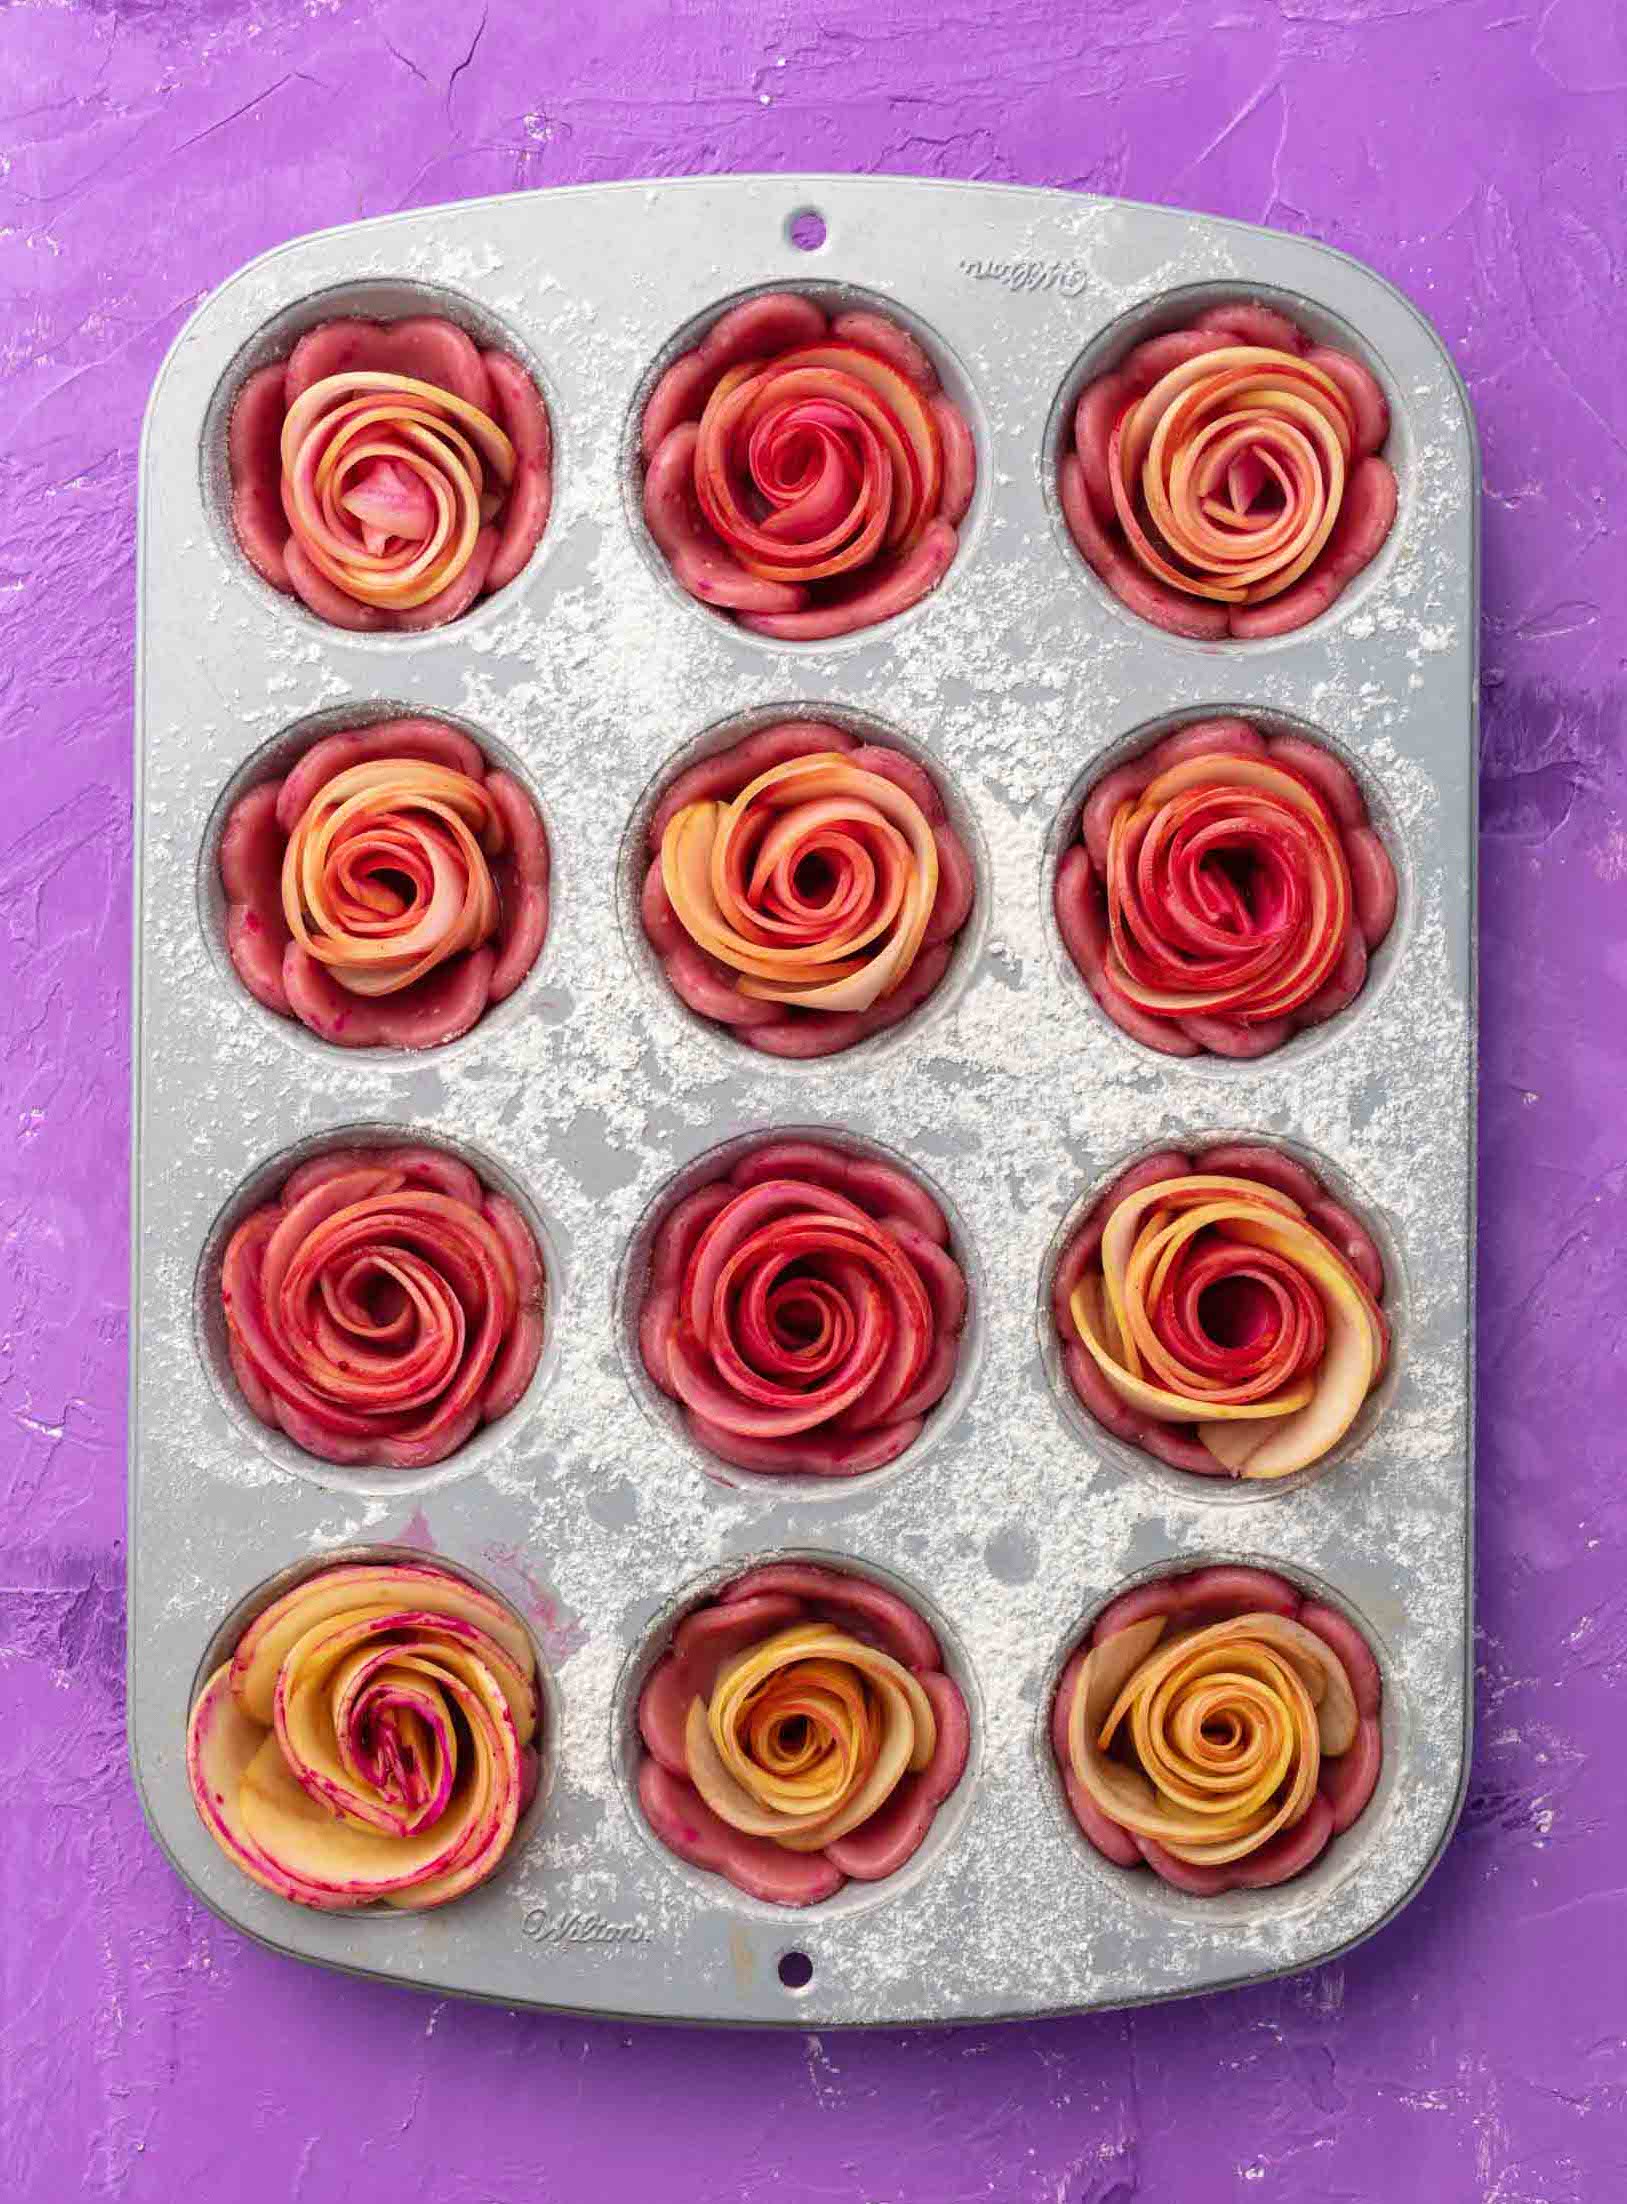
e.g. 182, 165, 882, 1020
130, 174, 1477, 2026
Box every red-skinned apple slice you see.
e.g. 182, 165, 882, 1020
640, 1140, 965, 1477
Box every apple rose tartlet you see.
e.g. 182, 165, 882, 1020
221, 1144, 544, 1470
639, 1138, 968, 1478
220, 716, 549, 1050
1052, 1143, 1388, 1480
1060, 300, 1396, 639
228, 316, 551, 630
637, 1562, 970, 1906
1055, 717, 1396, 1059
1051, 1564, 1382, 1894
641, 720, 975, 1059
639, 292, 976, 638
188, 1559, 541, 1909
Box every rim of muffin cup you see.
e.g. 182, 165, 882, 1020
1042, 281, 1411, 650
201, 276, 562, 646
616, 703, 992, 1072
1035, 1552, 1404, 1925
615, 1126, 987, 1505
1037, 1130, 1408, 1506
611, 1548, 983, 1922
622, 279, 991, 655
192, 1124, 562, 1502
1041, 704, 1412, 1074
197, 701, 557, 1068
186, 1541, 562, 1920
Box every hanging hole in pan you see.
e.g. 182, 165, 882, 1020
777, 1949, 815, 1989
785, 207, 827, 253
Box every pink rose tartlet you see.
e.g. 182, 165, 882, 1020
1051, 1564, 1382, 1895
639, 1138, 968, 1478
1059, 300, 1396, 639
220, 716, 549, 1051
188, 1559, 541, 1910
639, 292, 976, 638
228, 316, 552, 631
1055, 717, 1397, 1059
641, 720, 976, 1059
222, 1144, 545, 1470
1052, 1143, 1388, 1480
636, 1562, 970, 1906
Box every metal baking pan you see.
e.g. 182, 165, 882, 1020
129, 173, 1477, 2026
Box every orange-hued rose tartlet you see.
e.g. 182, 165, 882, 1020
228, 316, 551, 630
637, 1562, 969, 1906
1052, 1143, 1387, 1479
1052, 1565, 1382, 1895
1060, 300, 1395, 639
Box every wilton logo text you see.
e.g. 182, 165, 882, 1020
960, 256, 1088, 298
521, 1906, 654, 1949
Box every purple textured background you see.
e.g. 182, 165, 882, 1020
3, 0, 1622, 2196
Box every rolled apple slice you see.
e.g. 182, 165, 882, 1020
644, 722, 974, 1057
1066, 1168, 1385, 1479
1062, 306, 1396, 638
1112, 350, 1353, 606
1053, 1563, 1384, 1894
281, 758, 504, 996
281, 371, 516, 613
1056, 718, 1397, 1057
635, 1561, 970, 1905
222, 718, 550, 1050
187, 1560, 540, 1911
661, 751, 939, 1015
1106, 755, 1351, 1020
639, 295, 974, 637
228, 318, 552, 630
684, 1622, 937, 1850
221, 1149, 544, 1470
1068, 1611, 1358, 1867
667, 1182, 936, 1438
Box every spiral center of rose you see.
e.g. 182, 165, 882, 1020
340, 455, 438, 552
1195, 1273, 1277, 1352
1213, 443, 1287, 525
753, 1263, 854, 1378
791, 850, 837, 905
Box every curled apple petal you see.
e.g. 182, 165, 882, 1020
639, 1137, 967, 1477
1054, 1564, 1382, 1894
221, 1145, 544, 1469
226, 317, 552, 630
281, 758, 503, 996
1056, 718, 1396, 1060
644, 720, 973, 1055
1063, 307, 1396, 638
640, 294, 974, 635
636, 1562, 968, 1906
187, 1560, 540, 1910
221, 718, 549, 1051
1057, 1148, 1386, 1479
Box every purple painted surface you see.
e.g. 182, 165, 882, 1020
2, 0, 1622, 2195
